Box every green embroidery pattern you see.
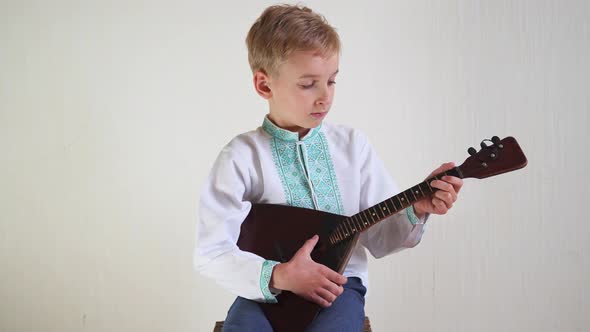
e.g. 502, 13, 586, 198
260, 260, 280, 303
270, 140, 316, 209
262, 116, 344, 214
406, 205, 421, 225
316, 132, 345, 214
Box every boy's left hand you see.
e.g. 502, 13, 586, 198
413, 162, 463, 219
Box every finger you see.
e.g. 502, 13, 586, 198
321, 266, 347, 285
432, 198, 448, 213
299, 235, 319, 256
322, 280, 344, 297
428, 162, 455, 178
433, 184, 457, 203
434, 191, 455, 209
430, 180, 457, 200
310, 293, 332, 308
434, 191, 454, 208
442, 176, 464, 194
316, 287, 337, 305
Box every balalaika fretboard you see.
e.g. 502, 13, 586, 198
328, 167, 464, 245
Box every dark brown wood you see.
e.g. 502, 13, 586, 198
234, 136, 527, 332
237, 203, 360, 332
459, 136, 528, 179
213, 316, 373, 332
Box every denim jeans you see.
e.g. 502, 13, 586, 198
222, 277, 367, 332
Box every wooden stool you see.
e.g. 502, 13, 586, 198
213, 316, 372, 331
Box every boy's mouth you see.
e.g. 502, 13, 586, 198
310, 112, 327, 119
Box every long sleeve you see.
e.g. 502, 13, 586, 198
193, 143, 279, 303
356, 132, 430, 259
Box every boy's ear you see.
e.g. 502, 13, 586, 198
253, 70, 272, 99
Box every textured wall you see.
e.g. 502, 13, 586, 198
1, 1, 588, 331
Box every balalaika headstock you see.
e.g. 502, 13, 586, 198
458, 136, 527, 179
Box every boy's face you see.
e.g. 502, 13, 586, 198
257, 50, 339, 136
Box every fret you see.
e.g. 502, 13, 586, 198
393, 196, 402, 210
401, 191, 410, 205
406, 188, 416, 202
358, 211, 368, 226
342, 224, 349, 237
336, 226, 343, 241
346, 218, 355, 233
365, 209, 377, 223
361, 211, 372, 226
352, 214, 363, 229
354, 215, 364, 232
411, 185, 422, 199
381, 203, 389, 216
358, 214, 366, 229
422, 182, 432, 194
386, 198, 397, 213
416, 183, 425, 197
352, 217, 360, 233
352, 213, 364, 230
400, 195, 406, 207
342, 220, 351, 236
358, 214, 369, 228
379, 202, 389, 219
346, 218, 357, 235
351, 216, 362, 231
346, 218, 356, 234
373, 205, 382, 219
369, 207, 379, 222
374, 206, 383, 220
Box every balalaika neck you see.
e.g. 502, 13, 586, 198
328, 166, 464, 245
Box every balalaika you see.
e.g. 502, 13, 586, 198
237, 136, 527, 332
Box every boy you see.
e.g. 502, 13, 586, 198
194, 4, 463, 331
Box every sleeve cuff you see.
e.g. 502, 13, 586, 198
406, 205, 426, 225
260, 260, 281, 303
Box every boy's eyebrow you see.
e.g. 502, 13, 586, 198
298, 69, 339, 79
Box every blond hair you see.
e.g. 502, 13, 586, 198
245, 4, 341, 78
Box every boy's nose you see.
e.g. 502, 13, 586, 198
315, 90, 331, 105
315, 98, 327, 106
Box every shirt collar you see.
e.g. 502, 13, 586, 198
262, 115, 322, 142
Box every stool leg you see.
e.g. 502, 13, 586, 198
213, 321, 223, 332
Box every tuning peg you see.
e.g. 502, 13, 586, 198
492, 136, 500, 144
468, 147, 477, 156
480, 141, 488, 149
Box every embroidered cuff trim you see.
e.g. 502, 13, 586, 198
260, 260, 281, 303
406, 206, 424, 225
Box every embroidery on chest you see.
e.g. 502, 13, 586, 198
269, 132, 344, 214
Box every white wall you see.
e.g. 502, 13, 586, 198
1, 1, 588, 331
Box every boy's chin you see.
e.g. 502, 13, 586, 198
304, 120, 323, 128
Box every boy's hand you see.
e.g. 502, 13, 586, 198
270, 235, 347, 308
413, 162, 463, 218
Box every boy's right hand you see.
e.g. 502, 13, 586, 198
269, 235, 347, 308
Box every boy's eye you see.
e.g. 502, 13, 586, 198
301, 81, 315, 89
300, 81, 337, 89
